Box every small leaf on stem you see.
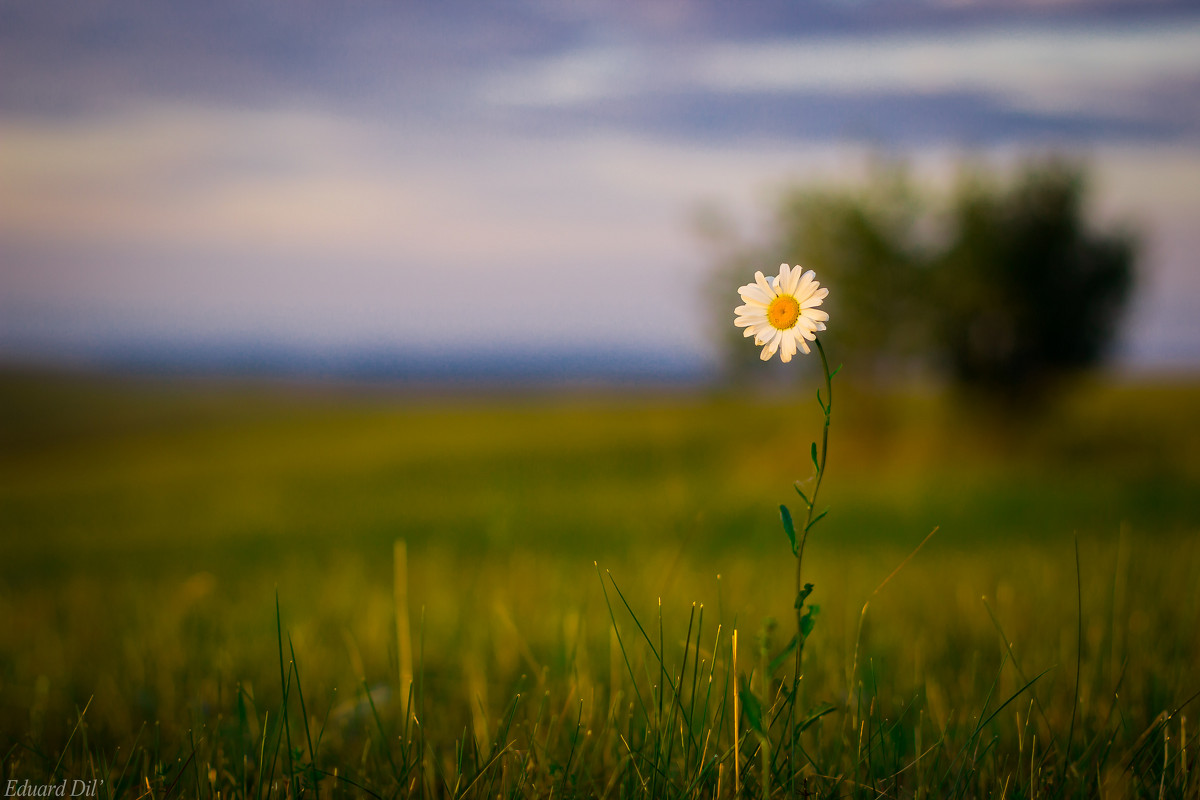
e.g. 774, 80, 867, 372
800, 604, 820, 639
739, 676, 765, 736
793, 483, 811, 508
780, 505, 798, 555
805, 508, 830, 532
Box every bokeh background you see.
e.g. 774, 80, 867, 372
3, 0, 1200, 375
2, 1, 1199, 794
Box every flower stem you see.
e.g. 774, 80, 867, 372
796, 336, 833, 608
792, 336, 833, 756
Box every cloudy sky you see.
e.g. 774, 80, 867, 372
2, 1, 1199, 373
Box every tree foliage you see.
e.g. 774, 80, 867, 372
935, 162, 1136, 399
708, 158, 1138, 403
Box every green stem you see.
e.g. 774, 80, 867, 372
795, 337, 833, 606
792, 336, 833, 771
760, 737, 771, 800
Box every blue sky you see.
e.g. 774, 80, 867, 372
2, 1, 1199, 373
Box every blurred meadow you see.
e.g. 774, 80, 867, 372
2, 370, 1198, 796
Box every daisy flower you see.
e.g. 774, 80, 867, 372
734, 264, 829, 363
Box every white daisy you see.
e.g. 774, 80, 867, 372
733, 264, 829, 363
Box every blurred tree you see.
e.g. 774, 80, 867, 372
706, 158, 1137, 404
934, 161, 1137, 402
773, 165, 935, 378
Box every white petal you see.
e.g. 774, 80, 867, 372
763, 331, 782, 362
797, 336, 812, 355
754, 271, 777, 298
739, 284, 772, 306
801, 287, 828, 308
792, 272, 811, 298
755, 323, 779, 345
763, 327, 784, 354
782, 330, 798, 361
735, 304, 768, 319
782, 265, 803, 295
760, 331, 781, 361
804, 308, 829, 322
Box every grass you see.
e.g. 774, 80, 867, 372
0, 369, 1197, 797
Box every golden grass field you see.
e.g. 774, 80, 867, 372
0, 371, 1197, 797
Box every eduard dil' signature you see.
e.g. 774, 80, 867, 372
4, 781, 102, 797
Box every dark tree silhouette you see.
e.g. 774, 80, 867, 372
934, 161, 1136, 402
707, 158, 1138, 404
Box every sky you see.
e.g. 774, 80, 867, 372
2, 0, 1199, 376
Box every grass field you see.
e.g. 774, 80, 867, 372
1, 370, 1197, 798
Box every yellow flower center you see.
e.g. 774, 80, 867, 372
767, 294, 800, 330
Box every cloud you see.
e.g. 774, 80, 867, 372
483, 18, 1200, 134
2, 2, 1199, 366
695, 21, 1200, 113
0, 106, 695, 268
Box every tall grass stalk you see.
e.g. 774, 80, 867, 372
4, 378, 1199, 797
